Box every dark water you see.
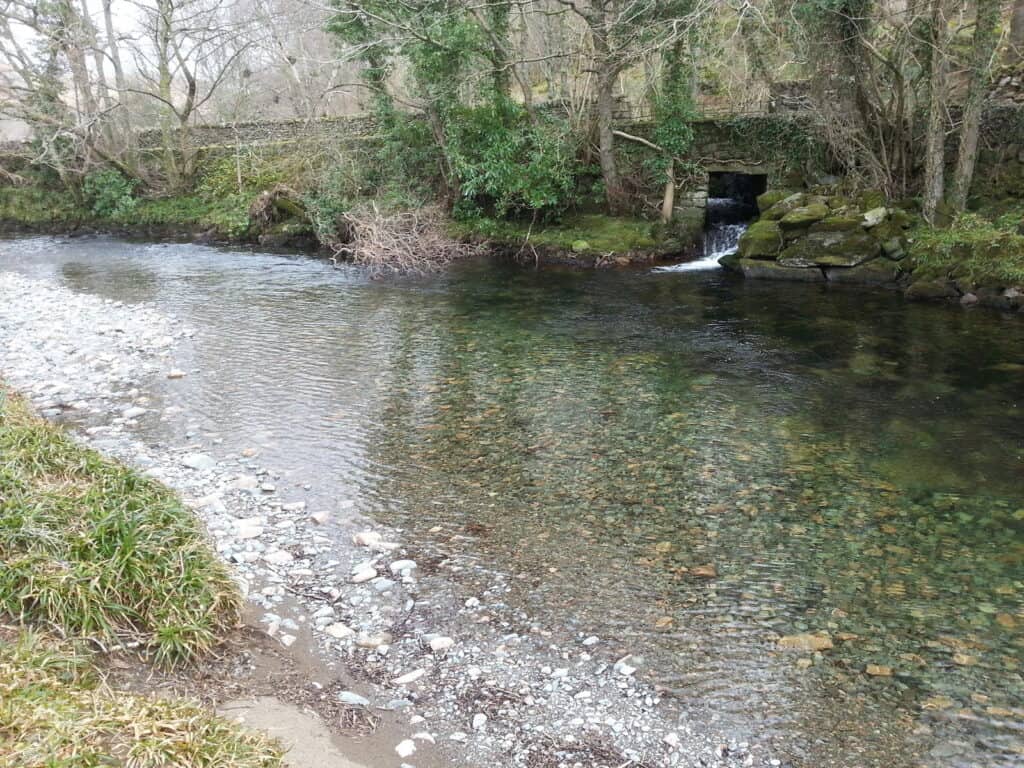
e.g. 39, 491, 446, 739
2, 236, 1022, 767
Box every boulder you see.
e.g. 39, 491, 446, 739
809, 215, 862, 233
739, 258, 825, 282
737, 220, 783, 260
880, 237, 906, 261
778, 230, 881, 267
756, 189, 796, 213
862, 207, 888, 228
779, 202, 830, 231
825, 259, 901, 286
760, 193, 808, 221
904, 279, 958, 300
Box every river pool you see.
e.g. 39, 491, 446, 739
1, 235, 1021, 767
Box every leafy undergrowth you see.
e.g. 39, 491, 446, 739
0, 184, 86, 225
457, 214, 660, 254
0, 389, 240, 666
131, 194, 253, 239
908, 207, 1024, 286
0, 631, 283, 767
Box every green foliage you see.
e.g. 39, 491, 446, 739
1, 632, 284, 767
131, 194, 252, 239
908, 211, 1024, 286
649, 43, 697, 184
82, 169, 137, 219
447, 102, 581, 219
0, 390, 241, 666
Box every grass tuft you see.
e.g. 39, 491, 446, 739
0, 389, 240, 665
0, 631, 283, 767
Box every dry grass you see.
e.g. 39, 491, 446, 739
0, 631, 283, 768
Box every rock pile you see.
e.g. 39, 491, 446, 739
725, 189, 911, 286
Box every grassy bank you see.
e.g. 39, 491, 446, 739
907, 205, 1024, 287
0, 388, 283, 767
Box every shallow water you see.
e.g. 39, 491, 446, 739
2, 236, 1022, 767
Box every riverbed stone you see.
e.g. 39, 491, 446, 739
739, 259, 825, 282
778, 633, 834, 652
737, 220, 783, 260
181, 452, 217, 471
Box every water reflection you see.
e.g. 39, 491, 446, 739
1, 236, 1021, 768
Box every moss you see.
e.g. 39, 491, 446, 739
779, 202, 829, 230
760, 193, 807, 221
0, 185, 87, 226
737, 219, 783, 259
858, 189, 886, 210
756, 189, 795, 213
457, 214, 663, 254
810, 215, 862, 233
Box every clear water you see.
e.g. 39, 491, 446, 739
2, 236, 1022, 768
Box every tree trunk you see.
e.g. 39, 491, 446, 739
596, 65, 627, 215
660, 159, 675, 224
922, 0, 948, 224
1007, 0, 1024, 65
950, 0, 1000, 211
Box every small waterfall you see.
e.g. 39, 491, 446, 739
655, 195, 756, 273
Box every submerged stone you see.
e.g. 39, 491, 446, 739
825, 259, 901, 286
778, 633, 834, 652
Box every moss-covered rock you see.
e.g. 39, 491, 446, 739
904, 279, 958, 300
756, 189, 796, 213
778, 230, 881, 267
761, 193, 807, 221
739, 258, 825, 282
810, 215, 862, 233
825, 259, 902, 286
779, 202, 830, 231
889, 208, 915, 229
737, 220, 784, 260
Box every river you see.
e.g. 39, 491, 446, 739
1, 235, 1022, 768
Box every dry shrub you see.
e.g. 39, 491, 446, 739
248, 184, 306, 229
333, 203, 484, 275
